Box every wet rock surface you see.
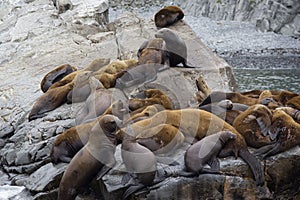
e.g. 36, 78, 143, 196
0, 0, 299, 200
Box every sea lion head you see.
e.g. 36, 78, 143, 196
219, 131, 237, 144
99, 114, 123, 134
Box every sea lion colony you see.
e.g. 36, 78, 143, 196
26, 5, 300, 200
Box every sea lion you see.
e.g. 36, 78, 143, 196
40, 64, 77, 93
71, 77, 113, 123
232, 104, 273, 148
50, 101, 127, 164
199, 91, 258, 107
195, 75, 212, 101
184, 131, 237, 175
154, 6, 184, 28
127, 104, 165, 123
128, 89, 173, 111
28, 71, 92, 121
286, 95, 300, 110
154, 28, 195, 68
49, 58, 110, 90
275, 106, 300, 123
255, 109, 300, 158
199, 100, 233, 116
120, 109, 264, 186
50, 120, 96, 164
138, 38, 168, 65
66, 74, 102, 104
219, 109, 244, 125
58, 115, 122, 200
120, 131, 157, 199
99, 59, 138, 74
135, 123, 185, 155
93, 59, 139, 89
114, 64, 159, 89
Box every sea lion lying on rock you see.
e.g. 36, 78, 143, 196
154, 6, 184, 28
40, 64, 77, 93
29, 71, 92, 121
129, 89, 173, 111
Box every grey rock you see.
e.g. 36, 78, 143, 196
0, 185, 26, 200
182, 0, 300, 38
25, 163, 67, 192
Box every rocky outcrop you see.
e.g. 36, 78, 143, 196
182, 0, 300, 38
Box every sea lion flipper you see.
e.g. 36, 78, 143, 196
122, 183, 145, 200
255, 142, 281, 158
96, 165, 112, 181
207, 157, 220, 172
256, 116, 270, 137
238, 148, 264, 186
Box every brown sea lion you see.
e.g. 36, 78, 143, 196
120, 131, 157, 199
195, 75, 212, 101
232, 104, 273, 148
199, 91, 258, 107
154, 28, 195, 68
50, 101, 127, 164
50, 119, 96, 164
49, 58, 110, 90
127, 104, 165, 123
99, 59, 138, 74
40, 64, 77, 93
138, 38, 168, 65
58, 115, 122, 200
28, 71, 92, 121
135, 123, 185, 155
128, 89, 173, 111
286, 95, 300, 110
219, 110, 244, 125
184, 131, 237, 175
274, 106, 300, 123
154, 6, 184, 28
255, 109, 300, 158
89, 59, 137, 89
274, 90, 298, 105
119, 109, 264, 186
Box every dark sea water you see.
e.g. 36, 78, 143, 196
233, 68, 300, 94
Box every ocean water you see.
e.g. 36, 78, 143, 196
233, 68, 300, 94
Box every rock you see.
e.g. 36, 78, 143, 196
55, 0, 109, 27
25, 163, 67, 193
182, 0, 300, 38
0, 185, 26, 200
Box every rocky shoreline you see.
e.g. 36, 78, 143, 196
0, 0, 299, 200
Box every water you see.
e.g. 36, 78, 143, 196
233, 68, 300, 93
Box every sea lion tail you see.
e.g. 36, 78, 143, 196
238, 148, 265, 186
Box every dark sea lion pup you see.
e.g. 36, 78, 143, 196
40, 64, 77, 93
155, 28, 196, 68
58, 115, 122, 200
183, 131, 237, 176
154, 5, 184, 28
